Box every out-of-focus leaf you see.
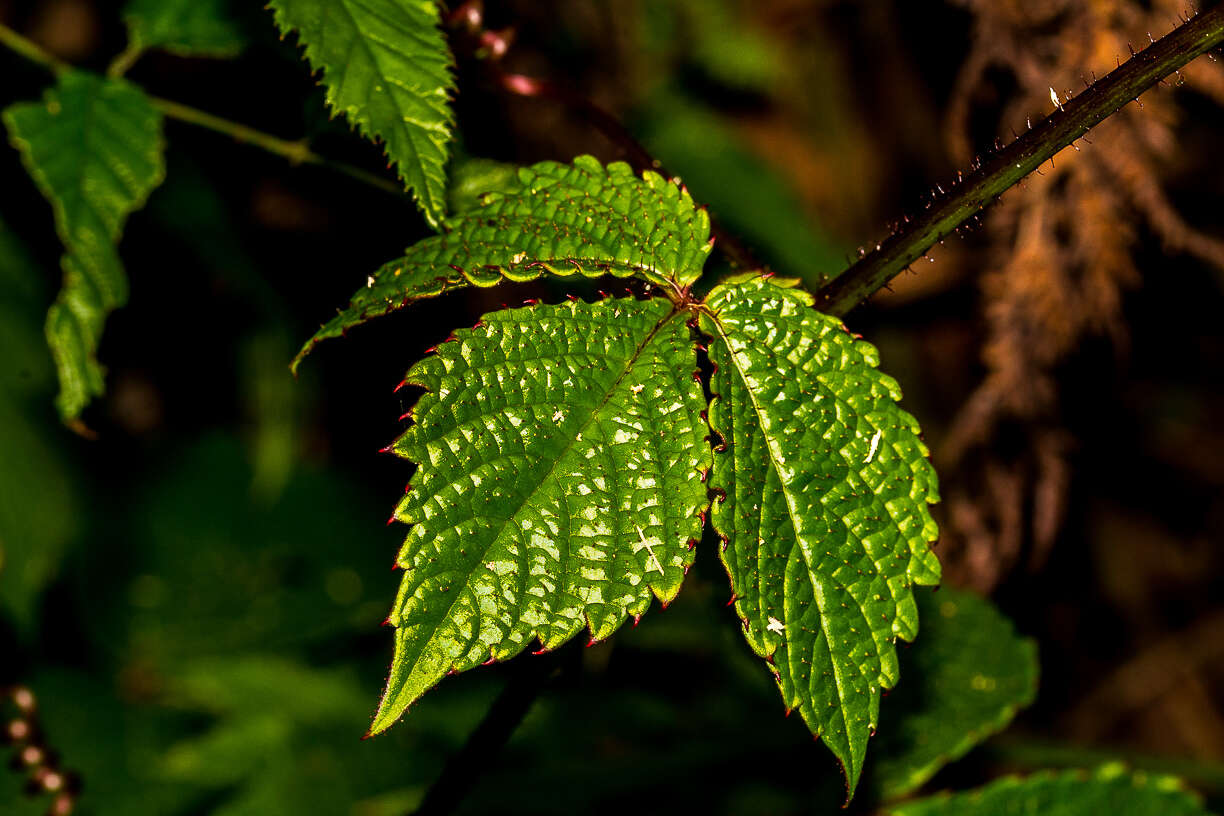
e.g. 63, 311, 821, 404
159, 655, 499, 816
886, 764, 1215, 816
124, 0, 246, 58
82, 436, 392, 666
637, 0, 782, 93
871, 587, 1039, 799
3, 72, 165, 422
0, 219, 77, 631
446, 156, 521, 214
636, 92, 843, 287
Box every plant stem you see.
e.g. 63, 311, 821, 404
409, 648, 570, 816
0, 21, 403, 198
814, 4, 1224, 317
0, 20, 67, 73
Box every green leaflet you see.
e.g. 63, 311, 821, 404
268, 0, 455, 227
371, 296, 710, 734
700, 274, 940, 795
291, 156, 713, 373
872, 587, 1038, 799
3, 72, 165, 422
887, 764, 1214, 816
124, 0, 246, 57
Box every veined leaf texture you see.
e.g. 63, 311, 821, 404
348, 158, 941, 794
292, 156, 712, 372
267, 0, 455, 227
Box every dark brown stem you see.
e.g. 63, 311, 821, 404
813, 4, 1224, 316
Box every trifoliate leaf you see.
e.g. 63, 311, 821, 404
292, 156, 712, 372
123, 0, 246, 58
267, 0, 455, 227
3, 72, 165, 422
886, 764, 1214, 816
872, 587, 1038, 799
700, 274, 940, 795
370, 295, 710, 734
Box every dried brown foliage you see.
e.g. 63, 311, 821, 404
939, 0, 1224, 591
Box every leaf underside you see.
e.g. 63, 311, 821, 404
888, 764, 1213, 816
3, 72, 165, 422
701, 274, 940, 795
371, 295, 710, 734
291, 156, 713, 372
268, 0, 455, 227
872, 586, 1038, 799
124, 0, 246, 57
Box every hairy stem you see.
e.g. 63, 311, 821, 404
814, 4, 1224, 316
0, 21, 402, 197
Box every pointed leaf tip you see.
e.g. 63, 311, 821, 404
372, 296, 711, 729
701, 275, 939, 796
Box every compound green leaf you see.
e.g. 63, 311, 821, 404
370, 295, 710, 734
700, 274, 940, 795
886, 764, 1214, 816
268, 0, 455, 227
292, 156, 713, 372
3, 72, 165, 422
872, 587, 1039, 799
124, 0, 246, 58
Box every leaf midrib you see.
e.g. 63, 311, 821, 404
333, 0, 445, 217
390, 302, 682, 698
705, 306, 854, 730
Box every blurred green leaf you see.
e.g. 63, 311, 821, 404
0, 218, 78, 631
637, 0, 783, 93
82, 436, 392, 666
446, 156, 521, 214
3, 72, 165, 422
635, 91, 843, 286
871, 586, 1039, 799
887, 764, 1215, 816
124, 0, 246, 58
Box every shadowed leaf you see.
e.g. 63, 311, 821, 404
872, 586, 1038, 799
887, 764, 1214, 816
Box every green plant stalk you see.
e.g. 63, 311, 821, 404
0, 21, 401, 197
814, 5, 1224, 316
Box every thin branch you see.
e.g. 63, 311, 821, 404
813, 4, 1224, 316
0, 21, 403, 198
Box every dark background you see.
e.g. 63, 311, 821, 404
2, 0, 1223, 813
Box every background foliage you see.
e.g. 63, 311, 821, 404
2, 0, 1223, 814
